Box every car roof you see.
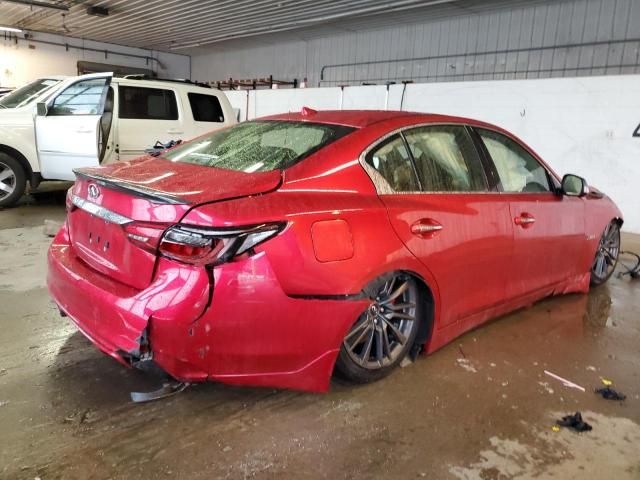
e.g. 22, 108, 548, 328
259, 109, 492, 129
260, 110, 416, 128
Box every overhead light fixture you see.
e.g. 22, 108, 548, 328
0, 26, 23, 33
87, 6, 109, 17
2, 0, 68, 11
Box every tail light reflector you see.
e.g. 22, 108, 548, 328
123, 222, 169, 253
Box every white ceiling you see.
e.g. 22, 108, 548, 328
0, 0, 558, 53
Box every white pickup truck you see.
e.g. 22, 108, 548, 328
0, 72, 237, 207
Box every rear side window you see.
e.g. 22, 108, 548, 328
403, 125, 487, 192
119, 86, 178, 120
364, 134, 420, 192
163, 120, 354, 172
188, 92, 224, 122
477, 128, 551, 193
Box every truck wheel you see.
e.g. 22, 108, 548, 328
0, 152, 27, 208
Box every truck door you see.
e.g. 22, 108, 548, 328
35, 73, 112, 181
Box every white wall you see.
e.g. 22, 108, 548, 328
190, 0, 640, 87
0, 31, 190, 88
224, 74, 640, 233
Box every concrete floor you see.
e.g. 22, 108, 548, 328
1, 188, 639, 480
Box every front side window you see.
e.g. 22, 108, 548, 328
119, 86, 178, 120
48, 78, 109, 116
0, 78, 61, 109
188, 92, 224, 122
404, 125, 487, 192
478, 128, 551, 193
364, 134, 420, 192
163, 120, 354, 172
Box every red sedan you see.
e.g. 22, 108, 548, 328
48, 110, 622, 392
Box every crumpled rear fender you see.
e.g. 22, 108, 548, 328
48, 223, 212, 380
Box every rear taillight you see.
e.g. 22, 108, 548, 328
65, 188, 76, 212
159, 222, 285, 266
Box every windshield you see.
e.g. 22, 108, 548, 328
0, 78, 62, 109
163, 120, 355, 172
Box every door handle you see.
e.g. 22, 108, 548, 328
167, 129, 184, 135
411, 218, 443, 238
75, 127, 92, 133
514, 213, 536, 228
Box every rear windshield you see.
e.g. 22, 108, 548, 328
163, 120, 355, 172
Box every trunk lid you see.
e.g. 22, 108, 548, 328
76, 156, 283, 205
67, 157, 282, 289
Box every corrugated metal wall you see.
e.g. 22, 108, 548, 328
191, 0, 640, 87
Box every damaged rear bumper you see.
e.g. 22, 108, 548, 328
47, 223, 211, 381
48, 222, 371, 392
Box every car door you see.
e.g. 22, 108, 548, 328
35, 73, 112, 181
115, 84, 184, 160
368, 125, 513, 327
473, 127, 586, 298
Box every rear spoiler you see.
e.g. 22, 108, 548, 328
73, 170, 190, 205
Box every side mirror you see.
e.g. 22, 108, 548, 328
561, 174, 588, 197
36, 102, 48, 116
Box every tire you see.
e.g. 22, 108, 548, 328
590, 220, 620, 287
0, 152, 27, 208
335, 272, 422, 384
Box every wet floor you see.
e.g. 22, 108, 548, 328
1, 188, 639, 479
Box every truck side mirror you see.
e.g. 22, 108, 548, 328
36, 102, 48, 116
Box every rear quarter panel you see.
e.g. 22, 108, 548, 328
181, 184, 439, 299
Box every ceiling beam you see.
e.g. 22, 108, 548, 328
2, 0, 69, 11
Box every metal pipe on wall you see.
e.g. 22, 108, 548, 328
5, 33, 166, 70
319, 38, 640, 85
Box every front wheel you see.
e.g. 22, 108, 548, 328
0, 153, 27, 208
590, 221, 620, 286
335, 273, 421, 384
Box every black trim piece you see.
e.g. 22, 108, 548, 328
399, 131, 423, 191
287, 292, 366, 301
30, 172, 42, 189
467, 126, 501, 192
74, 170, 190, 205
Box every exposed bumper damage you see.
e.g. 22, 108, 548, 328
47, 222, 370, 392
48, 223, 211, 382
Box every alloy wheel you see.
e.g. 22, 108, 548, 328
343, 275, 417, 370
0, 161, 16, 200
592, 222, 620, 283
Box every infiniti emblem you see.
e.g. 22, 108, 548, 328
88, 184, 100, 199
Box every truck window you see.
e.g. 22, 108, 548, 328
188, 92, 224, 122
119, 86, 178, 120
